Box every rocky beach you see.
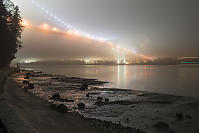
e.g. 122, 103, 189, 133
1, 0, 199, 132
3, 69, 198, 133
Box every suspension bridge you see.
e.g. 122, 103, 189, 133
21, 0, 153, 64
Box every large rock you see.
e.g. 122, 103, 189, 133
154, 121, 169, 129
77, 103, 85, 109
105, 98, 109, 102
51, 94, 61, 100
153, 121, 176, 133
26, 72, 31, 77
95, 101, 104, 106
59, 98, 74, 102
50, 104, 68, 113
80, 83, 88, 91
176, 112, 184, 121
97, 96, 103, 101
51, 94, 74, 102
28, 83, 34, 89
56, 104, 68, 113
23, 80, 29, 84
185, 114, 192, 119
24, 76, 29, 79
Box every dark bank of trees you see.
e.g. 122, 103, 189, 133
0, 0, 23, 67
150, 58, 178, 65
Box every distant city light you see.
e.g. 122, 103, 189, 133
74, 31, 80, 36
84, 59, 92, 64
24, 59, 38, 63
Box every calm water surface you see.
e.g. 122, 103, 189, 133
23, 65, 199, 98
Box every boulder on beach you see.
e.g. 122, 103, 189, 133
51, 77, 59, 80
97, 96, 103, 101
51, 93, 61, 100
23, 80, 29, 84
59, 98, 74, 102
94, 101, 105, 106
153, 121, 176, 133
50, 104, 68, 113
85, 92, 100, 98
185, 114, 192, 119
26, 72, 31, 77
77, 103, 85, 109
105, 98, 109, 102
176, 112, 184, 121
28, 83, 34, 89
51, 94, 74, 102
154, 121, 169, 129
24, 76, 29, 79
80, 83, 88, 91
56, 104, 68, 113
86, 93, 90, 98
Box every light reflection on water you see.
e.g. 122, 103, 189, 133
23, 65, 199, 98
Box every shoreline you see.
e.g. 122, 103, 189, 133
6, 69, 199, 133
1, 69, 146, 133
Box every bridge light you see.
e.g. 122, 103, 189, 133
117, 45, 120, 49
74, 31, 80, 36
42, 24, 49, 30
52, 27, 58, 32
100, 40, 105, 43
21, 20, 29, 27
108, 42, 113, 46
85, 34, 91, 39
66, 30, 74, 35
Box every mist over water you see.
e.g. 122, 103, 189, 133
23, 65, 199, 98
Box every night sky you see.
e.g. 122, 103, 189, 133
12, 0, 199, 62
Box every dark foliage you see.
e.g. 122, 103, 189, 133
0, 0, 23, 67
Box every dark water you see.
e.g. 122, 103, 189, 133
23, 65, 199, 98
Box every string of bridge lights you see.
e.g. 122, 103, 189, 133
24, 0, 152, 61
31, 0, 106, 41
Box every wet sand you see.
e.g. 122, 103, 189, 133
4, 70, 199, 133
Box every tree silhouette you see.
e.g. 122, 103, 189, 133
0, 0, 23, 67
